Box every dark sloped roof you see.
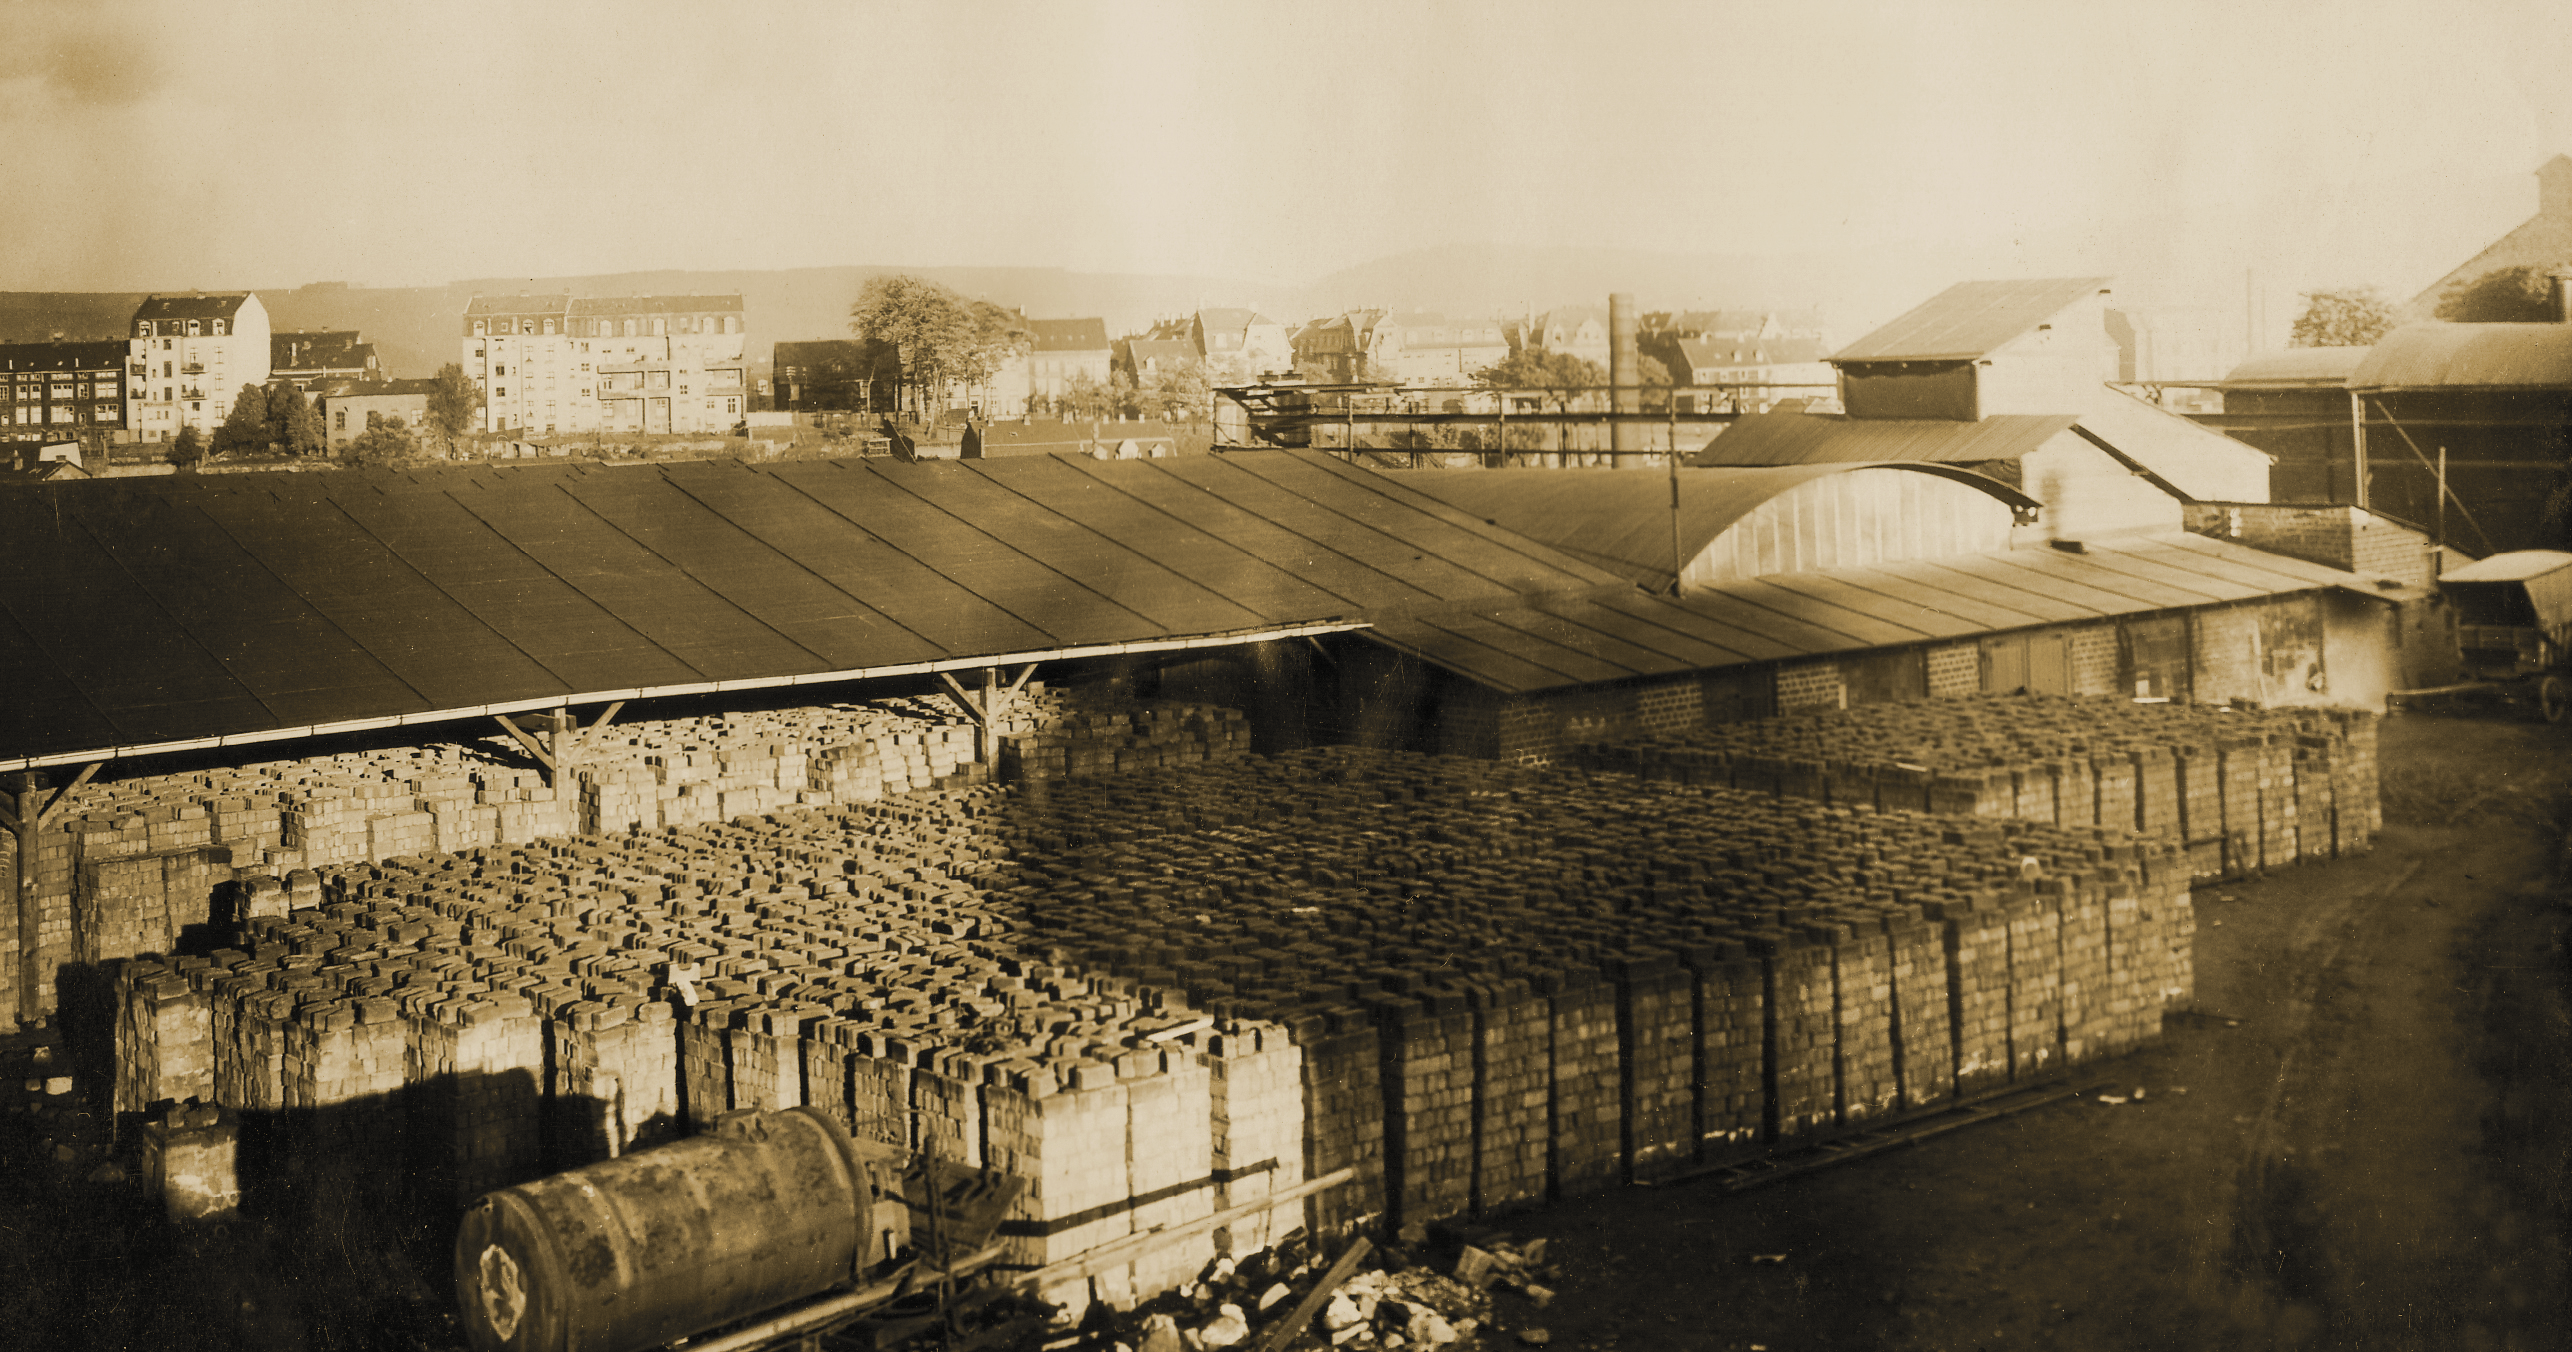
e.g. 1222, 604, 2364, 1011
1389, 463, 2038, 588
1673, 337, 1828, 368
465, 295, 571, 317
0, 340, 129, 370
1028, 318, 1111, 351
1127, 338, 1198, 366
134, 293, 254, 322
271, 331, 372, 369
2218, 347, 2370, 387
1694, 411, 2080, 466
0, 450, 1621, 768
2350, 322, 2572, 389
1367, 534, 2390, 694
1833, 277, 2110, 363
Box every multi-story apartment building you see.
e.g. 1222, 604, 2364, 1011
463, 293, 747, 434
3, 340, 130, 440
126, 293, 272, 441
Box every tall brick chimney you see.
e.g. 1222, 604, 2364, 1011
1609, 292, 1639, 460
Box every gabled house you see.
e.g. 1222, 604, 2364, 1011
1657, 335, 1835, 413
2403, 155, 2572, 320
1026, 318, 1112, 407
1191, 308, 1292, 383
1532, 305, 1611, 368
1698, 277, 2272, 542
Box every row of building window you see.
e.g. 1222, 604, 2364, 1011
472, 316, 739, 338
134, 320, 227, 338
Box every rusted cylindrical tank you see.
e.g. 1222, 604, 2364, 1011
455, 1108, 899, 1352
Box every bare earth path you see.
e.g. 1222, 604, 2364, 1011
1514, 713, 2571, 1352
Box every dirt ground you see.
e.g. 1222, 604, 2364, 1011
1503, 712, 2572, 1352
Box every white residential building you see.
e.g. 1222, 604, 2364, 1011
126, 293, 272, 441
463, 294, 747, 435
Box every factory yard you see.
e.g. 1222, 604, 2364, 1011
0, 709, 2560, 1351
1520, 712, 2571, 1352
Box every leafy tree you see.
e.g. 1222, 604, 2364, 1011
1062, 370, 1138, 421
1475, 349, 1607, 409
348, 410, 416, 465
272, 387, 325, 458
2289, 287, 2396, 347
2433, 266, 2559, 322
425, 362, 481, 444
168, 423, 206, 468
210, 383, 271, 459
1137, 362, 1212, 424
848, 276, 1030, 417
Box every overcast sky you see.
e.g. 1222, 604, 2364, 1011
5, 0, 2570, 318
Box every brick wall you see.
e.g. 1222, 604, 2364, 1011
1775, 661, 1846, 712
2068, 625, 2123, 696
2184, 502, 2434, 588
1926, 644, 1981, 698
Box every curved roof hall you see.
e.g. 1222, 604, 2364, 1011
1390, 462, 2039, 588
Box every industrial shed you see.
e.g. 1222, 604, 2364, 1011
2344, 323, 2572, 554
1338, 532, 2403, 763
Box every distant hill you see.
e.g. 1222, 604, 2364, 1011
0, 293, 146, 346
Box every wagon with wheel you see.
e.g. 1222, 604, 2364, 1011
2394, 549, 2572, 722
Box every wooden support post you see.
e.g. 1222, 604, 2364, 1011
936, 671, 986, 730
2349, 389, 2369, 510
588, 700, 625, 733
1246, 1237, 1374, 1352
8, 771, 44, 1025
493, 716, 557, 788
982, 664, 999, 763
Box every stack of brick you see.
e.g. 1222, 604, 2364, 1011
1612, 952, 1696, 1181
138, 1100, 239, 1222
998, 701, 1252, 782
1203, 1024, 1306, 1253
113, 958, 215, 1121
119, 738, 2200, 1291
1466, 988, 1549, 1215
404, 994, 545, 1204
1573, 694, 2380, 880
1689, 945, 1768, 1161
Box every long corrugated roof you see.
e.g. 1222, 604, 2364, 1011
2349, 322, 2572, 389
1367, 533, 2392, 694
2440, 549, 2572, 583
1695, 412, 2080, 466
1832, 278, 2110, 363
1388, 463, 2039, 588
2218, 347, 2371, 387
0, 451, 1622, 768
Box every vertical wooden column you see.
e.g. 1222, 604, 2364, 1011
6, 771, 42, 1024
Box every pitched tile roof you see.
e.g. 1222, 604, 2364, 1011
133, 293, 254, 322
1833, 278, 2111, 363
1028, 318, 1112, 351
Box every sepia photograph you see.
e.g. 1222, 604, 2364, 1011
1, 2, 2566, 1348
